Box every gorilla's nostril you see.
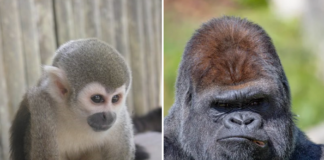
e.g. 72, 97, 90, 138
244, 118, 254, 125
231, 118, 242, 125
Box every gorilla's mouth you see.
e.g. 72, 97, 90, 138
251, 139, 265, 147
218, 136, 267, 148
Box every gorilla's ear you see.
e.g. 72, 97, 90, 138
281, 75, 291, 99
185, 86, 192, 106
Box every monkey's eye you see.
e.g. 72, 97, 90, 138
91, 95, 105, 103
112, 95, 120, 104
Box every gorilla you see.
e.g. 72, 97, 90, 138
164, 16, 324, 160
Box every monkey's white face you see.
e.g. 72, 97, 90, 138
76, 82, 127, 131
78, 82, 126, 113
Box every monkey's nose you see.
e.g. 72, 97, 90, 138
87, 112, 116, 131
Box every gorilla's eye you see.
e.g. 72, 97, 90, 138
215, 102, 229, 107
248, 99, 264, 106
91, 95, 105, 103
218, 103, 229, 107
112, 95, 120, 104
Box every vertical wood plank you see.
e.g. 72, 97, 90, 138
127, 0, 149, 115
113, 0, 129, 58
113, 0, 123, 51
142, 0, 157, 109
98, 0, 115, 46
34, 0, 57, 64
113, 0, 133, 112
54, 0, 74, 45
72, 0, 86, 39
0, 18, 11, 160
84, 0, 101, 38
18, 0, 42, 87
0, 135, 2, 160
158, 0, 162, 106
153, 0, 162, 106
0, 0, 26, 117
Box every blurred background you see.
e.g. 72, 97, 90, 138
0, 0, 161, 159
164, 0, 324, 143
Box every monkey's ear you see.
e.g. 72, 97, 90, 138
43, 66, 70, 101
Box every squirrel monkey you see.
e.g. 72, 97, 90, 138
10, 39, 135, 160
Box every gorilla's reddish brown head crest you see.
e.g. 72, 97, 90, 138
183, 16, 282, 90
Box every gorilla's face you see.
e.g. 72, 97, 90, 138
164, 17, 298, 160
179, 79, 295, 160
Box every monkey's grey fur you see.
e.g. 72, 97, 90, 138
52, 39, 131, 94
164, 17, 324, 160
10, 39, 135, 160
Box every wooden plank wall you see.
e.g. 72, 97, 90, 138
0, 0, 161, 158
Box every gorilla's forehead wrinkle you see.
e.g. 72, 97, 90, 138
192, 49, 264, 86
184, 16, 281, 90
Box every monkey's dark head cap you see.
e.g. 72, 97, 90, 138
52, 38, 131, 94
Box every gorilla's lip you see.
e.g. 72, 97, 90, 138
218, 136, 267, 147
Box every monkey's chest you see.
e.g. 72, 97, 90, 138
56, 126, 109, 157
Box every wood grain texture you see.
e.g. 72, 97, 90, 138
0, 0, 26, 116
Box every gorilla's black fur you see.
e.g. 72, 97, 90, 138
164, 16, 324, 160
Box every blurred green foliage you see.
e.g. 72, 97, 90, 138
164, 7, 324, 130
235, 0, 268, 8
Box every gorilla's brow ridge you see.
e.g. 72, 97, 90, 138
196, 80, 275, 104
213, 88, 268, 103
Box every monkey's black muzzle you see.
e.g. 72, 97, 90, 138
87, 112, 116, 132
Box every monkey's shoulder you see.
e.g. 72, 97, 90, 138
10, 95, 31, 160
133, 107, 162, 133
